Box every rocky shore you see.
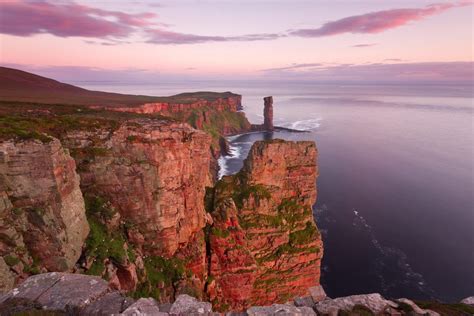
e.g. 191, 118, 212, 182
2, 272, 473, 315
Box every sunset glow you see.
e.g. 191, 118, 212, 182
1, 0, 473, 82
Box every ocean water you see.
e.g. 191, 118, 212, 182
76, 80, 474, 302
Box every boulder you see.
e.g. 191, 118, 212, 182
461, 296, 474, 306
121, 298, 165, 315
170, 294, 213, 315
314, 293, 398, 316
308, 285, 326, 303
82, 291, 134, 315
0, 273, 112, 314
247, 304, 316, 316
293, 296, 315, 308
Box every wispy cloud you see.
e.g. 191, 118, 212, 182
261, 61, 474, 82
146, 29, 283, 44
384, 58, 405, 62
352, 43, 377, 48
290, 1, 471, 38
262, 63, 324, 72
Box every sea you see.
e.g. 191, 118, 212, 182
75, 80, 474, 303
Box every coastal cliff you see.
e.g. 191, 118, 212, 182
0, 138, 89, 287
206, 140, 322, 310
0, 93, 323, 311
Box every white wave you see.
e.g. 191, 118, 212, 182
218, 143, 242, 179
281, 118, 322, 130
351, 209, 435, 298
217, 155, 229, 179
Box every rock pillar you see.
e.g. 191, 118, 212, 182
263, 96, 274, 131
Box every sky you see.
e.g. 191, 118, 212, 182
0, 0, 473, 83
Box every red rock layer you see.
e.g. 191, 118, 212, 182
109, 95, 242, 115
69, 119, 212, 258
0, 138, 89, 291
207, 139, 323, 311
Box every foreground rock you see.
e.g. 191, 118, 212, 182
461, 296, 474, 306
0, 138, 89, 291
247, 304, 315, 316
314, 293, 398, 315
2, 273, 472, 316
207, 139, 323, 310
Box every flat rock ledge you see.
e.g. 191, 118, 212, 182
0, 273, 470, 316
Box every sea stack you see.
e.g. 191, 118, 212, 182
263, 96, 274, 131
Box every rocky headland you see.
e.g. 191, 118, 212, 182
1, 67, 473, 315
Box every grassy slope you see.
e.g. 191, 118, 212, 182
0, 67, 239, 106
0, 101, 173, 142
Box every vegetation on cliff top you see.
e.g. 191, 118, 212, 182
0, 101, 172, 142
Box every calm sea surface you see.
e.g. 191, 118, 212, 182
76, 80, 473, 302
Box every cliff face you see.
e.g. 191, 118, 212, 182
102, 94, 251, 170
69, 119, 212, 257
0, 100, 323, 310
105, 94, 251, 137
206, 140, 323, 311
0, 138, 89, 291
63, 119, 212, 300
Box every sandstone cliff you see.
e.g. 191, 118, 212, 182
65, 119, 212, 299
206, 139, 323, 310
0, 101, 324, 310
100, 93, 251, 165
0, 138, 89, 291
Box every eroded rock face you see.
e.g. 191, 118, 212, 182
207, 139, 323, 311
263, 96, 274, 131
0, 138, 89, 290
106, 95, 251, 137
72, 119, 212, 257
64, 119, 212, 301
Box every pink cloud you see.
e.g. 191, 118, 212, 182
352, 43, 377, 48
291, 1, 472, 37
0, 1, 156, 38
146, 29, 283, 44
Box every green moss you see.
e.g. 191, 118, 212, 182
289, 221, 319, 246
133, 256, 191, 300
83, 195, 129, 273
11, 208, 23, 216
396, 301, 415, 313
85, 195, 116, 220
232, 184, 271, 210
86, 259, 105, 276
85, 218, 127, 265
414, 301, 474, 316
211, 227, 230, 238
3, 255, 20, 267
338, 305, 375, 316
24, 263, 40, 275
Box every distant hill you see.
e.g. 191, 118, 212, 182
0, 67, 237, 106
